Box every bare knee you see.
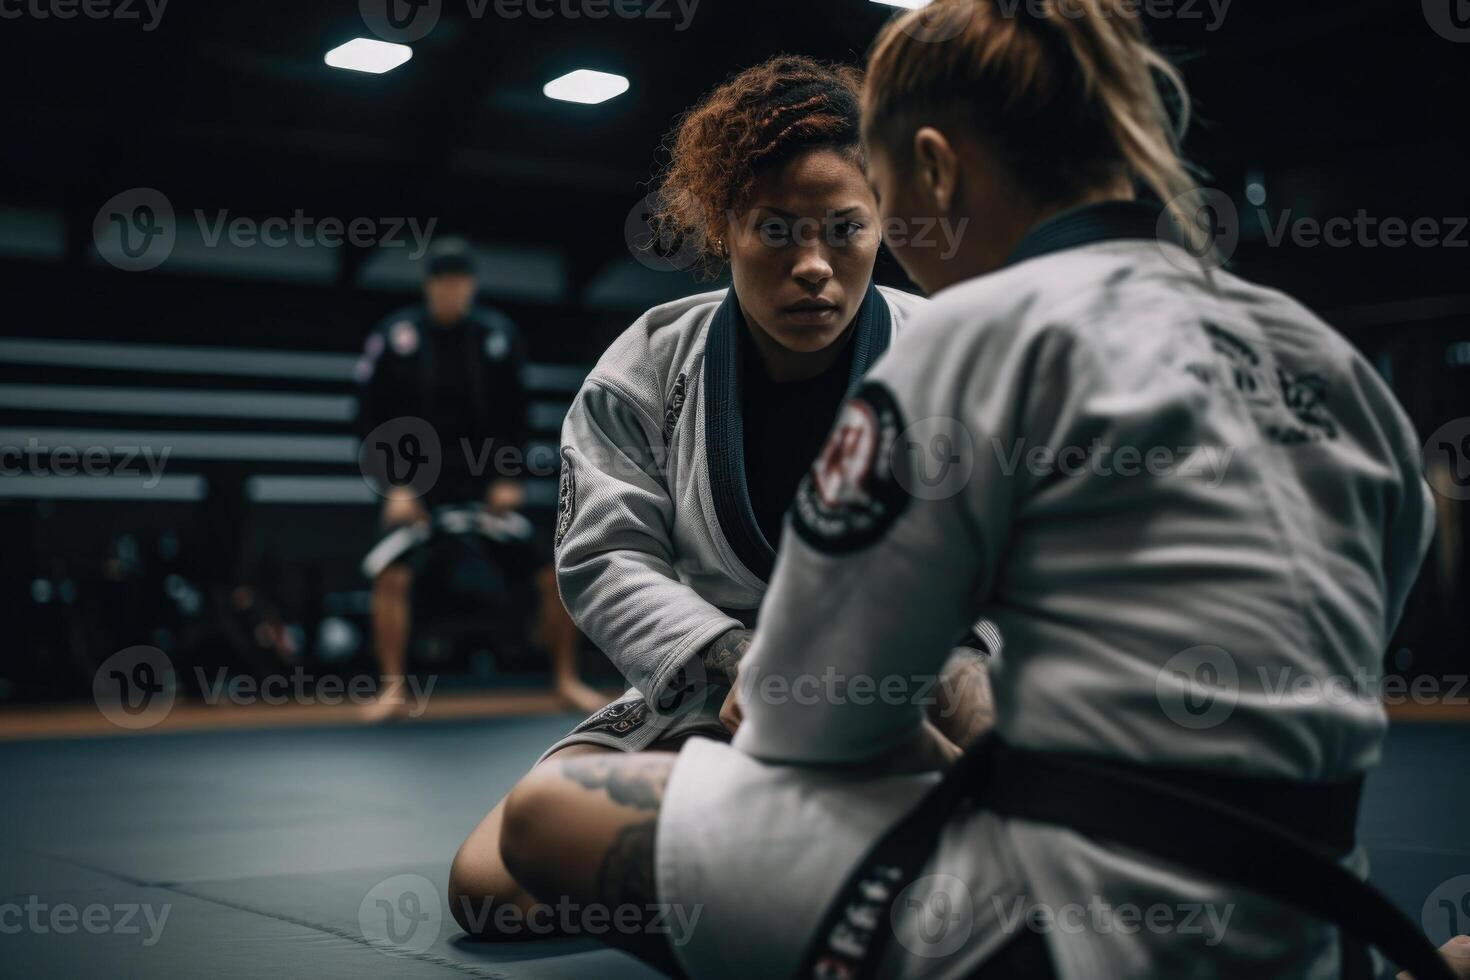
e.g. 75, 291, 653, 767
448, 801, 536, 939
499, 768, 564, 899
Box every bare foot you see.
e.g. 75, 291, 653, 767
1398, 935, 1470, 980
555, 679, 609, 714
360, 677, 414, 724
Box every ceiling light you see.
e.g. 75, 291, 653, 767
869, 0, 933, 8
325, 38, 413, 75
543, 69, 630, 105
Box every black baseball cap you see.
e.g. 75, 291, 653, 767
425, 241, 477, 278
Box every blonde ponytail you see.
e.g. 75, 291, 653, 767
866, 0, 1210, 259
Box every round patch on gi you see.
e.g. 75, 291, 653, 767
554, 448, 576, 549
791, 382, 910, 554
484, 329, 510, 361
389, 320, 419, 356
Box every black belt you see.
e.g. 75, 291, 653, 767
800, 736, 1453, 980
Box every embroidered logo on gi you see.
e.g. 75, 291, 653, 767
571, 695, 650, 739
1192, 322, 1339, 446
554, 448, 576, 549
663, 372, 687, 444
792, 382, 910, 554
389, 320, 419, 356
484, 329, 510, 361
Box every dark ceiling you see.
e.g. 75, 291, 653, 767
1, 0, 1467, 319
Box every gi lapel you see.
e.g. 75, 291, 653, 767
703, 281, 893, 583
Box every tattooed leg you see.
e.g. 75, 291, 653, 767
500, 751, 685, 976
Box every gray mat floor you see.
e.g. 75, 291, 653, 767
1, 716, 1466, 978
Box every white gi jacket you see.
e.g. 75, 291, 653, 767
554, 282, 930, 720
719, 202, 1436, 977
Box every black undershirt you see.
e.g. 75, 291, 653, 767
739, 320, 857, 550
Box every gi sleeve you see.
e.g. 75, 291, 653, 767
482, 314, 529, 458
555, 379, 743, 707
734, 316, 1081, 764
353, 326, 394, 441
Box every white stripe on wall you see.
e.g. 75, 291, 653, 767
0, 474, 206, 501
0, 338, 590, 392
0, 384, 356, 422
2, 428, 358, 462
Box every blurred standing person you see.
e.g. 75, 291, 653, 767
355, 241, 604, 720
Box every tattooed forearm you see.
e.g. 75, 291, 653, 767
596, 818, 658, 909
700, 628, 753, 686
559, 757, 669, 810
929, 649, 996, 748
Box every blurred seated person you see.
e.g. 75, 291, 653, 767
354, 241, 605, 720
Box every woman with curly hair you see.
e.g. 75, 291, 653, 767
447, 54, 997, 943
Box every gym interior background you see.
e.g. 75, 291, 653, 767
0, 1, 1466, 978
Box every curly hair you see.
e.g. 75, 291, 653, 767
650, 55, 865, 271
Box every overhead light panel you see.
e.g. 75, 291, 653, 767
869, 0, 932, 7
543, 69, 630, 105
325, 38, 413, 75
